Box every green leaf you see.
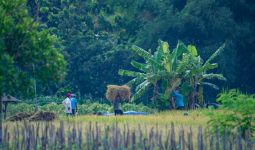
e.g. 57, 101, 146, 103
155, 40, 164, 62
204, 43, 225, 65
174, 40, 187, 58
171, 41, 186, 70
131, 45, 152, 60
187, 45, 198, 57
130, 61, 147, 72
162, 41, 169, 54
206, 63, 218, 70
132, 81, 151, 101
118, 69, 145, 77
126, 77, 144, 87
202, 73, 227, 81
201, 82, 219, 90
132, 45, 163, 69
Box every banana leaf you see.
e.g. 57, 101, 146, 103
118, 69, 145, 77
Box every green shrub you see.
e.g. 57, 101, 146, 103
207, 89, 255, 138
7, 102, 155, 116
40, 102, 111, 115
7, 103, 35, 116
40, 103, 65, 115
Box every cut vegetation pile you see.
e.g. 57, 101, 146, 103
29, 111, 57, 121
7, 112, 33, 121
7, 111, 57, 121
106, 85, 131, 102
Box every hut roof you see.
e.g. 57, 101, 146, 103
1, 95, 21, 103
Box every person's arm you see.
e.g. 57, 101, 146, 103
62, 99, 66, 105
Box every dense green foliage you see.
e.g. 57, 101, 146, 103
23, 0, 255, 101
0, 0, 66, 98
0, 0, 254, 103
207, 89, 255, 138
119, 40, 225, 109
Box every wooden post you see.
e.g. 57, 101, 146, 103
3, 102, 7, 119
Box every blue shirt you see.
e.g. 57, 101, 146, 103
71, 97, 77, 109
172, 91, 184, 107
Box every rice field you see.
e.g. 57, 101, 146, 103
3, 110, 254, 149
60, 111, 209, 127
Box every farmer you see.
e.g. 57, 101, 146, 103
71, 94, 78, 116
172, 87, 185, 110
114, 94, 123, 115
62, 92, 72, 115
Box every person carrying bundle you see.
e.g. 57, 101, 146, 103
106, 85, 131, 115
113, 94, 123, 115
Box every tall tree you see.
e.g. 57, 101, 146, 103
119, 40, 225, 110
25, 0, 255, 99
0, 0, 66, 145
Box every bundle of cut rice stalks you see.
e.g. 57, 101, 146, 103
106, 85, 131, 102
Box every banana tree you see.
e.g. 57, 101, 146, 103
118, 40, 186, 107
157, 40, 186, 108
179, 44, 226, 109
118, 43, 165, 101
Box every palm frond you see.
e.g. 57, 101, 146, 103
154, 40, 165, 62
201, 82, 219, 90
126, 77, 144, 87
202, 73, 227, 81
174, 40, 187, 58
204, 43, 225, 65
131, 80, 151, 101
118, 69, 145, 77
131, 61, 147, 72
131, 45, 152, 60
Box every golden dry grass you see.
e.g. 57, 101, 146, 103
3, 110, 210, 149
58, 110, 209, 130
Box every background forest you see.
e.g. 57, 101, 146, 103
1, 0, 255, 104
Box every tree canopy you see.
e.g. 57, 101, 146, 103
0, 0, 66, 98
1, 0, 255, 101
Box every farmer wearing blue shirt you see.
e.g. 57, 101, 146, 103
71, 94, 78, 116
172, 87, 185, 110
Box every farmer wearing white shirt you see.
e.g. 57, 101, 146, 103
62, 92, 72, 115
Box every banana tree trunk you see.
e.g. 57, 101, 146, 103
198, 86, 204, 106
188, 85, 197, 109
166, 79, 181, 110
152, 81, 158, 100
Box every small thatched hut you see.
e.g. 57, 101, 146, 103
1, 95, 21, 119
106, 85, 131, 102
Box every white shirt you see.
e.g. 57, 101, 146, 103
62, 97, 72, 113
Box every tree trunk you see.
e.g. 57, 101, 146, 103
152, 81, 158, 100
198, 86, 204, 106
188, 86, 197, 109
